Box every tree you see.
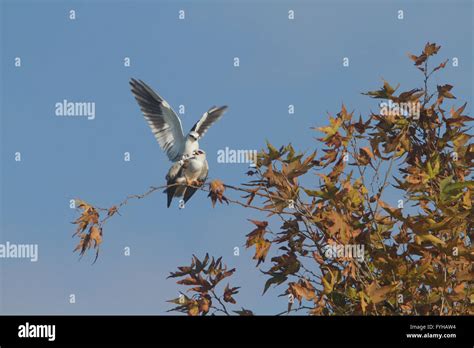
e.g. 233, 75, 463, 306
71, 43, 473, 315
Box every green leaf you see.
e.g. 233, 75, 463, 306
415, 234, 446, 247
444, 181, 474, 193
266, 140, 281, 160
262, 273, 287, 295
440, 176, 473, 202
304, 189, 323, 197
427, 156, 440, 179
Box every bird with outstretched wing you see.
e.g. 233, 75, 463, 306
129, 78, 227, 207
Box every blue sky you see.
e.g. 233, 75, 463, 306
0, 0, 472, 314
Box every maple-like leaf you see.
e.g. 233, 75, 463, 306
223, 284, 240, 304
246, 220, 271, 266
366, 282, 397, 304
208, 179, 229, 207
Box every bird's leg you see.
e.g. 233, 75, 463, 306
186, 179, 202, 187
195, 179, 206, 187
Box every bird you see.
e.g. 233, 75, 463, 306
129, 78, 227, 206
129, 78, 227, 162
164, 149, 209, 208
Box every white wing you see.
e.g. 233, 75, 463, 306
190, 106, 228, 139
130, 78, 185, 162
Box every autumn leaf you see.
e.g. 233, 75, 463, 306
414, 233, 446, 247
354, 114, 372, 134
322, 274, 334, 294
378, 200, 403, 220
407, 42, 440, 67
72, 201, 103, 263
254, 239, 271, 266
262, 273, 288, 295
440, 176, 474, 203
423, 42, 440, 56
245, 220, 272, 266
223, 284, 240, 304
408, 52, 428, 67
363, 80, 400, 99
437, 84, 456, 104
107, 206, 118, 217
366, 282, 396, 304
359, 291, 368, 314
199, 296, 211, 314
208, 179, 229, 207
167, 254, 242, 315
397, 88, 424, 102
288, 278, 316, 303
233, 308, 254, 316
325, 211, 352, 244
316, 116, 343, 141
188, 300, 200, 316
245, 220, 268, 247
89, 225, 102, 247
357, 147, 374, 166
432, 59, 448, 74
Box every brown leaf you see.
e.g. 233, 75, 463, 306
354, 115, 371, 134
245, 221, 267, 248
326, 211, 352, 243
408, 52, 427, 66
107, 206, 118, 217
199, 296, 211, 314
366, 282, 395, 304
187, 300, 200, 316
254, 239, 271, 266
423, 42, 440, 56
432, 59, 448, 73
378, 200, 403, 220
359, 291, 368, 314
89, 225, 102, 247
233, 308, 254, 316
437, 84, 456, 103
223, 284, 240, 304
248, 219, 268, 229
208, 179, 229, 207
357, 147, 374, 166
289, 279, 316, 303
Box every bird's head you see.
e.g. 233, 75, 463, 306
193, 149, 206, 157
188, 131, 200, 141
